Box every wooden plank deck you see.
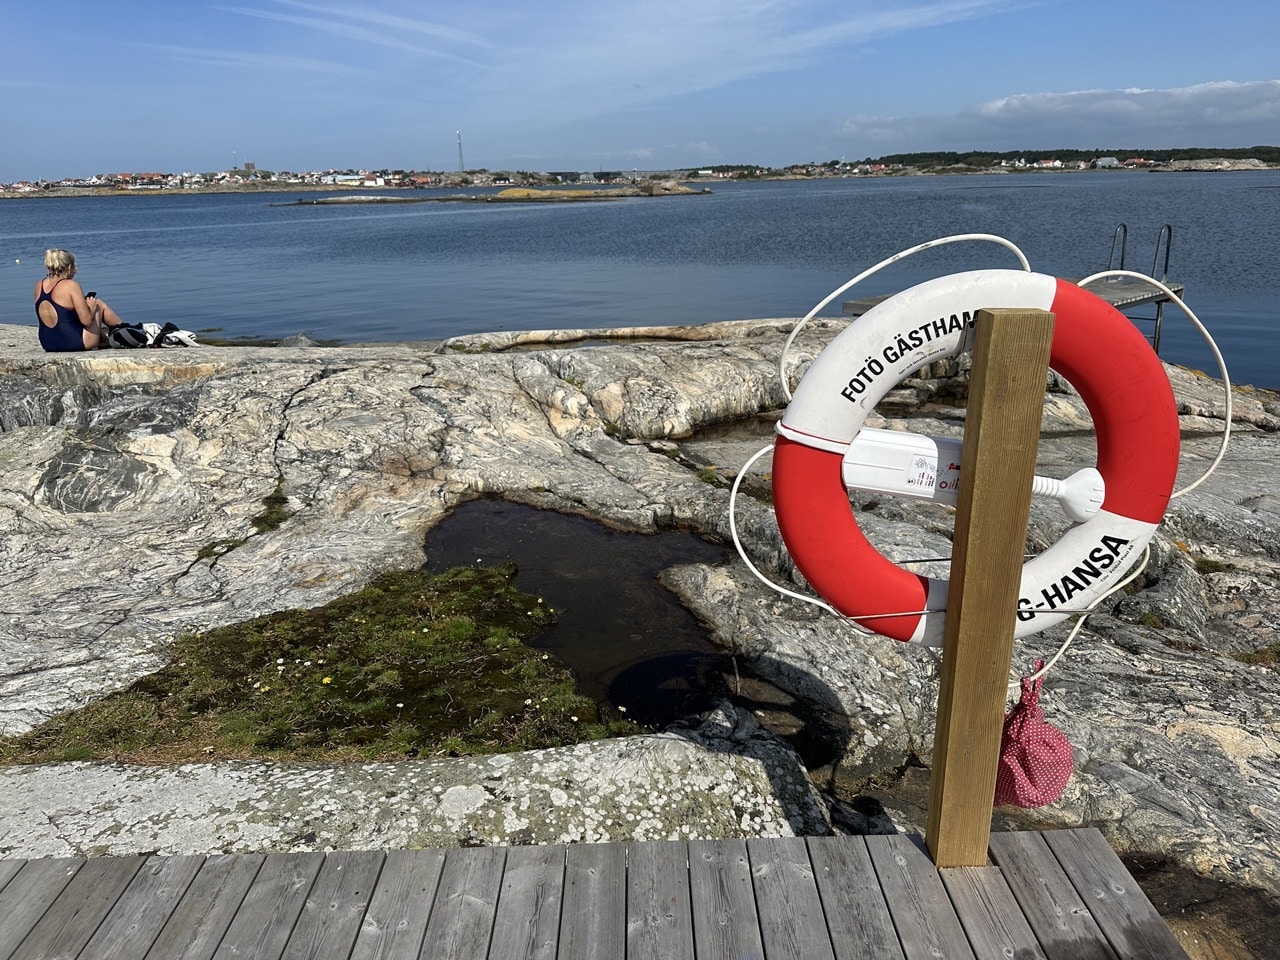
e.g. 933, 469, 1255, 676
0, 829, 1187, 960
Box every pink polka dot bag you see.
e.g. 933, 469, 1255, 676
994, 660, 1074, 808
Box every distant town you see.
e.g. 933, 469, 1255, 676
5, 146, 1276, 196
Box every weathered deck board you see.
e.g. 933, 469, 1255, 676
842, 279, 1185, 318
80, 854, 205, 960
281, 849, 386, 960
486, 843, 563, 960
144, 852, 265, 960
0, 859, 24, 895
558, 840, 625, 960
0, 857, 84, 959
419, 845, 505, 960
9, 855, 145, 960
0, 831, 1188, 960
747, 836, 836, 960
348, 848, 445, 960
870, 834, 977, 960
212, 851, 326, 960
807, 835, 906, 960
941, 865, 1046, 960
1044, 828, 1189, 960
1062, 278, 1185, 312
688, 836, 766, 960
625, 840, 694, 960
989, 830, 1120, 960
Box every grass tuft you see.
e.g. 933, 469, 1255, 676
1234, 646, 1279, 670
1192, 556, 1234, 575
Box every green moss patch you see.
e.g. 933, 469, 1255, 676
251, 479, 292, 534
1234, 646, 1279, 670
0, 565, 638, 766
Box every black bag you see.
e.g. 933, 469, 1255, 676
106, 322, 199, 348
106, 323, 150, 348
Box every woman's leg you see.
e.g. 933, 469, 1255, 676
91, 298, 124, 328
85, 299, 123, 349
81, 314, 104, 350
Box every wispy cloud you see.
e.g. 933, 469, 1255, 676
448, 0, 1016, 128
777, 0, 1020, 55
219, 2, 489, 67
272, 0, 491, 48
212, 0, 1014, 122
136, 42, 368, 76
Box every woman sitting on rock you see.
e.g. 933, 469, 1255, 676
34, 248, 126, 351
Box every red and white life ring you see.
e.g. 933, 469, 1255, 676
772, 269, 1179, 645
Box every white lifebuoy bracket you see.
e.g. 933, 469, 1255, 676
772, 269, 1180, 645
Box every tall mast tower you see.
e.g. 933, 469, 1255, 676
457, 131, 464, 173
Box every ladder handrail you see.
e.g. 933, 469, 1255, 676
1152, 223, 1173, 280
1107, 223, 1128, 273
1102, 223, 1175, 355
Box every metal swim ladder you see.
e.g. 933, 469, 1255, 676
1106, 223, 1175, 353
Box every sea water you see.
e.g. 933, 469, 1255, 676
2, 172, 1277, 388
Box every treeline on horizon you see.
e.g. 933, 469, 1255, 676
853, 145, 1280, 167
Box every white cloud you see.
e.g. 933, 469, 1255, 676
838, 80, 1280, 151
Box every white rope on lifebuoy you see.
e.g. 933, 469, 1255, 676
777, 233, 1031, 402
1077, 269, 1232, 499
770, 269, 1180, 645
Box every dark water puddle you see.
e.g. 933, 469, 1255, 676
424, 498, 731, 728
684, 411, 780, 442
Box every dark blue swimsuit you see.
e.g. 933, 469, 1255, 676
36, 279, 88, 352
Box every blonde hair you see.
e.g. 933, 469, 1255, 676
44, 248, 77, 279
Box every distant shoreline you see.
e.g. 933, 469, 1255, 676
4, 159, 1275, 201
274, 184, 711, 205
0, 183, 707, 202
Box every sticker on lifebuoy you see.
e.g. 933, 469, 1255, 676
772, 269, 1179, 644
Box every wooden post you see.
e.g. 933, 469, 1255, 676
925, 307, 1055, 868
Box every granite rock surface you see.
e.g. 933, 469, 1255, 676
0, 320, 1276, 906
0, 704, 829, 857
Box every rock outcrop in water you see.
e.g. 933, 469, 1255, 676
1157, 158, 1273, 172
279, 180, 704, 205
0, 320, 1277, 914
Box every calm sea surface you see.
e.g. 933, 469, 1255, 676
3, 172, 1277, 388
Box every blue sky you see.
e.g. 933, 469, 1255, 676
3, 0, 1278, 180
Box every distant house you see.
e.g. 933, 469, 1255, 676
128, 172, 166, 190
1095, 156, 1121, 168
